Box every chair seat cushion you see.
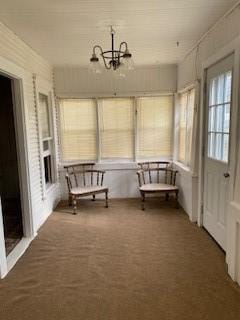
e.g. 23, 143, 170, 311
70, 185, 108, 195
140, 183, 178, 192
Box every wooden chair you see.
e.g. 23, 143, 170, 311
136, 161, 178, 210
64, 163, 108, 214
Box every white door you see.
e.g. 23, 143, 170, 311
203, 54, 233, 250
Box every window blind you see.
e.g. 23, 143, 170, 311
178, 88, 195, 165
99, 98, 134, 160
137, 96, 173, 158
59, 99, 97, 161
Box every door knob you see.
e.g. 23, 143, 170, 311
223, 173, 230, 178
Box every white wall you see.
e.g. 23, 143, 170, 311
177, 5, 240, 284
60, 163, 140, 201
54, 64, 177, 97
178, 6, 240, 89
0, 21, 60, 237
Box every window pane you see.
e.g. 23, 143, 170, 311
137, 96, 173, 159
59, 99, 97, 161
44, 155, 52, 185
186, 88, 195, 165
178, 89, 195, 165
43, 140, 49, 151
99, 98, 134, 160
39, 93, 51, 139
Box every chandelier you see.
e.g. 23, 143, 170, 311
89, 26, 134, 75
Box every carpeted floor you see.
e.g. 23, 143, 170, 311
1, 198, 240, 320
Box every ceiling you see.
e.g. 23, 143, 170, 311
0, 0, 238, 67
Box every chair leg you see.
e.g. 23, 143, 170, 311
73, 196, 77, 215
165, 193, 169, 201
92, 194, 96, 201
105, 191, 109, 208
68, 194, 73, 206
141, 192, 145, 211
175, 190, 179, 209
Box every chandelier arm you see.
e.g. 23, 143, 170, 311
93, 45, 111, 69
119, 42, 128, 53
118, 42, 128, 64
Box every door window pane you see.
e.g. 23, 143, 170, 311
216, 105, 223, 132
209, 78, 217, 106
207, 71, 232, 163
224, 104, 230, 133
224, 71, 232, 103
223, 134, 229, 162
217, 74, 224, 104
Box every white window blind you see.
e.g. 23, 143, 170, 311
59, 99, 97, 161
99, 98, 134, 160
178, 88, 195, 165
137, 96, 173, 159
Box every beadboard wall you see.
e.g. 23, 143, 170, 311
178, 6, 240, 89
54, 64, 177, 97
0, 21, 61, 232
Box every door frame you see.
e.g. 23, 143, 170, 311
198, 37, 240, 227
0, 56, 34, 278
198, 37, 240, 280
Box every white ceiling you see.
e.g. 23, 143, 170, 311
0, 0, 237, 67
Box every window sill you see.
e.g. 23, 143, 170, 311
173, 161, 198, 178
59, 158, 173, 172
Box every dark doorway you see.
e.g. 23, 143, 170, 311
0, 74, 23, 255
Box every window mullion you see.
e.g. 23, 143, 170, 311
96, 98, 101, 163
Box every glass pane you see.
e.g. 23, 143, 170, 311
209, 78, 217, 106
39, 93, 51, 139
208, 106, 215, 132
224, 71, 232, 103
223, 134, 229, 162
44, 155, 52, 184
215, 133, 222, 160
208, 133, 215, 158
217, 74, 224, 104
224, 104, 230, 133
43, 140, 49, 151
216, 105, 223, 132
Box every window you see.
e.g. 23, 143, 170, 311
59, 99, 97, 161
59, 95, 174, 162
99, 98, 134, 160
39, 93, 54, 187
137, 96, 173, 159
178, 88, 195, 165
207, 71, 232, 162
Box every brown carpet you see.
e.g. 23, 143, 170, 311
0, 199, 240, 320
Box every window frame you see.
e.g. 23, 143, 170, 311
177, 86, 196, 167
57, 93, 174, 164
35, 76, 57, 199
